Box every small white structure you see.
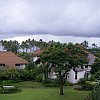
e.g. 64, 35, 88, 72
66, 53, 96, 83
48, 53, 96, 83
67, 66, 91, 83
33, 57, 40, 62
48, 68, 57, 79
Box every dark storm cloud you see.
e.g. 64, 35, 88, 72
0, 0, 100, 38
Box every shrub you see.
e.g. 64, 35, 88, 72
1, 80, 13, 86
82, 83, 93, 91
0, 80, 23, 86
85, 84, 100, 100
78, 78, 86, 85
0, 69, 36, 82
86, 81, 99, 86
74, 83, 94, 91
35, 74, 43, 82
42, 79, 59, 87
87, 75, 95, 81
73, 85, 83, 90
65, 81, 74, 86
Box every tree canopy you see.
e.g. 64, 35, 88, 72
40, 43, 88, 95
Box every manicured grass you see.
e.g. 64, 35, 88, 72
0, 81, 43, 88
14, 81, 43, 88
0, 81, 89, 100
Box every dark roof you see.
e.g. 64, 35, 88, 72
0, 51, 28, 68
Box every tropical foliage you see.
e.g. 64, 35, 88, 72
40, 43, 88, 95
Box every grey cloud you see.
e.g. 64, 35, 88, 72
0, 0, 100, 38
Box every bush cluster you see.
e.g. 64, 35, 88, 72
74, 84, 93, 91
42, 78, 60, 87
85, 83, 100, 100
0, 69, 36, 81
74, 78, 95, 91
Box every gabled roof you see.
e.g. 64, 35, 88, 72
87, 53, 96, 65
83, 50, 97, 65
0, 51, 28, 68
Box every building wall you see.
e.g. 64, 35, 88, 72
33, 57, 39, 62
67, 69, 86, 83
0, 64, 5, 70
48, 68, 57, 79
77, 71, 86, 82
16, 64, 26, 69
48, 68, 88, 83
67, 69, 76, 83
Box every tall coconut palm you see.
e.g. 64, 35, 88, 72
92, 43, 97, 48
20, 41, 26, 54
81, 40, 88, 49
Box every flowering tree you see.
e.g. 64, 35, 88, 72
41, 43, 88, 95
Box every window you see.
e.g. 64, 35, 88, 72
75, 71, 77, 80
0, 64, 5, 70
84, 72, 89, 78
15, 64, 20, 66
85, 65, 88, 68
15, 64, 25, 69
15, 64, 21, 69
0, 64, 5, 66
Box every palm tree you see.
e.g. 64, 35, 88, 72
81, 40, 88, 49
92, 43, 97, 48
25, 40, 29, 53
27, 38, 32, 53
0, 40, 20, 53
31, 39, 35, 52
1, 40, 8, 51
20, 41, 26, 54
13, 40, 20, 54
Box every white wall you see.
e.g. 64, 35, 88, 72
0, 65, 5, 70
48, 68, 57, 79
33, 57, 39, 62
16, 64, 26, 69
67, 69, 86, 83
67, 69, 76, 83
77, 71, 86, 82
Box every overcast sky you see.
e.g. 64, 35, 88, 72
0, 0, 100, 46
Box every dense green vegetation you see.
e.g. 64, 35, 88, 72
0, 81, 89, 100
40, 43, 87, 95
0, 39, 100, 99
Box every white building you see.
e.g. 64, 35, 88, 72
33, 49, 96, 83
65, 53, 96, 83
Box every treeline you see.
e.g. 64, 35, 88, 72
0, 39, 93, 53
0, 39, 48, 53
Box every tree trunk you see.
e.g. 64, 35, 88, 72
22, 49, 24, 55
59, 71, 64, 95
44, 71, 48, 80
26, 48, 27, 53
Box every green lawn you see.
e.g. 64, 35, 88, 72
0, 81, 89, 100
14, 81, 43, 88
